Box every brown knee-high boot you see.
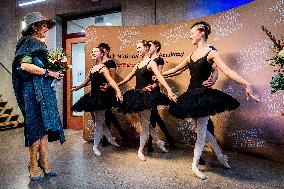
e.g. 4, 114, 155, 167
29, 140, 42, 179
39, 135, 57, 177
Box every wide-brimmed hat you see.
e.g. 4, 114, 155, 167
21, 12, 55, 36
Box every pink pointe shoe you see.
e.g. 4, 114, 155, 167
217, 154, 231, 169
93, 146, 101, 156
192, 164, 207, 180
138, 148, 146, 161
157, 140, 168, 153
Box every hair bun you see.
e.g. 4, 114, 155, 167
191, 21, 211, 39
203, 22, 211, 35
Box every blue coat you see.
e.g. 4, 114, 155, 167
12, 36, 65, 147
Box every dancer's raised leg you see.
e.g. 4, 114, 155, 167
206, 130, 231, 168
149, 125, 168, 153
103, 123, 120, 147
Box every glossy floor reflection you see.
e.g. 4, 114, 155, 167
0, 128, 283, 189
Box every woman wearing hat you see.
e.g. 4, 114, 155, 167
12, 12, 65, 181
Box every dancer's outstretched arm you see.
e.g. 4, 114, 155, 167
162, 55, 190, 77
164, 66, 189, 78
100, 67, 117, 91
101, 66, 123, 102
118, 65, 137, 86
71, 71, 91, 91
209, 50, 260, 102
148, 61, 177, 102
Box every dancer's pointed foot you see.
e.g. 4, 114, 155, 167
192, 164, 207, 180
217, 155, 231, 169
157, 140, 168, 153
93, 146, 101, 156
138, 149, 146, 161
110, 141, 120, 147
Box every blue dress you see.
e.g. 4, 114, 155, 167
169, 50, 240, 119
12, 36, 65, 147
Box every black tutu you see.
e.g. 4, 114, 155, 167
169, 87, 240, 119
118, 89, 171, 114
71, 90, 119, 112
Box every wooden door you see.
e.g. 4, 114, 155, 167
65, 37, 86, 130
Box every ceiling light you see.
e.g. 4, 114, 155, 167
19, 0, 47, 7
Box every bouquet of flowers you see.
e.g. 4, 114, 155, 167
261, 25, 284, 93
47, 48, 71, 72
46, 48, 71, 90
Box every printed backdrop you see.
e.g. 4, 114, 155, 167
82, 0, 284, 163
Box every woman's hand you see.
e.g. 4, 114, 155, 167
71, 86, 80, 92
202, 76, 216, 88
49, 70, 64, 80
100, 83, 110, 91
143, 83, 159, 92
167, 90, 177, 102
116, 92, 123, 102
143, 75, 160, 92
245, 84, 260, 102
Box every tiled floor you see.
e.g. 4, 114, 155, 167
0, 128, 283, 189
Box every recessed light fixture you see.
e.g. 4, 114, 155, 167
19, 0, 47, 7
